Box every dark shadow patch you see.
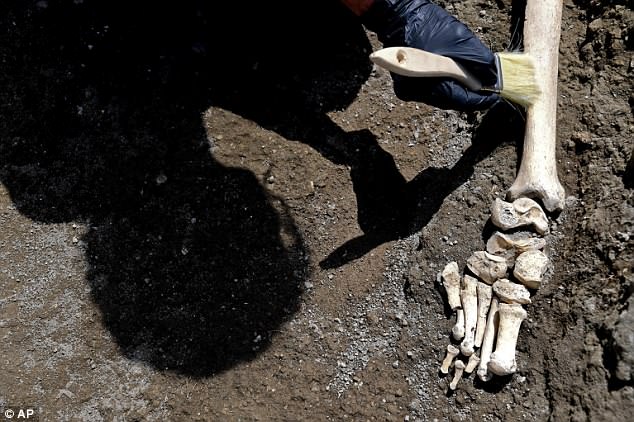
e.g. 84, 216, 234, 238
473, 373, 513, 393
321, 101, 524, 269
0, 0, 372, 375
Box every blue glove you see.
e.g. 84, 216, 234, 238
362, 0, 500, 111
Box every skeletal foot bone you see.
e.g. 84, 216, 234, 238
449, 360, 465, 390
441, 261, 462, 311
488, 303, 528, 376
477, 297, 499, 382
514, 250, 550, 289
460, 275, 478, 356
474, 281, 493, 348
465, 353, 480, 374
452, 309, 465, 341
486, 231, 546, 266
434, 0, 564, 390
490, 197, 549, 235
492, 279, 531, 305
466, 251, 508, 284
440, 344, 460, 374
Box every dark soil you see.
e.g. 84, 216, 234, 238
1, 0, 632, 421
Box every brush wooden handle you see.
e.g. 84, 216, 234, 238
369, 47, 483, 91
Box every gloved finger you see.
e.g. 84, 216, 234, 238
392, 74, 500, 111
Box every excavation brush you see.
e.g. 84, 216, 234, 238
369, 47, 541, 108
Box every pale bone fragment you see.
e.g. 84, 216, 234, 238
486, 231, 546, 266
488, 303, 528, 376
492, 279, 531, 305
449, 360, 466, 390
477, 297, 499, 382
460, 275, 478, 356
514, 250, 550, 289
490, 197, 549, 235
466, 251, 507, 284
452, 309, 465, 341
440, 344, 460, 374
465, 353, 480, 374
506, 0, 565, 212
441, 261, 462, 311
474, 281, 493, 348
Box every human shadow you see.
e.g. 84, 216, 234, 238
0, 0, 373, 375
320, 103, 525, 269
319, 0, 531, 269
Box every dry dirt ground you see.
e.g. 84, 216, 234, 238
1, 0, 633, 421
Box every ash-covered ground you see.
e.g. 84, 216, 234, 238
1, 0, 632, 421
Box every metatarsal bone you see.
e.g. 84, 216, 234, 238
452, 309, 465, 341
441, 261, 462, 311
491, 198, 549, 235
466, 251, 507, 284
492, 279, 531, 305
488, 303, 528, 376
514, 250, 550, 289
477, 297, 499, 382
474, 281, 493, 348
460, 275, 478, 356
506, 0, 565, 213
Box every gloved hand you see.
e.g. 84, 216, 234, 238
362, 0, 500, 111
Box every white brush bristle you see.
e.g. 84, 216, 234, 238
497, 52, 541, 108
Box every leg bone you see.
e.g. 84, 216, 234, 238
506, 0, 565, 212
